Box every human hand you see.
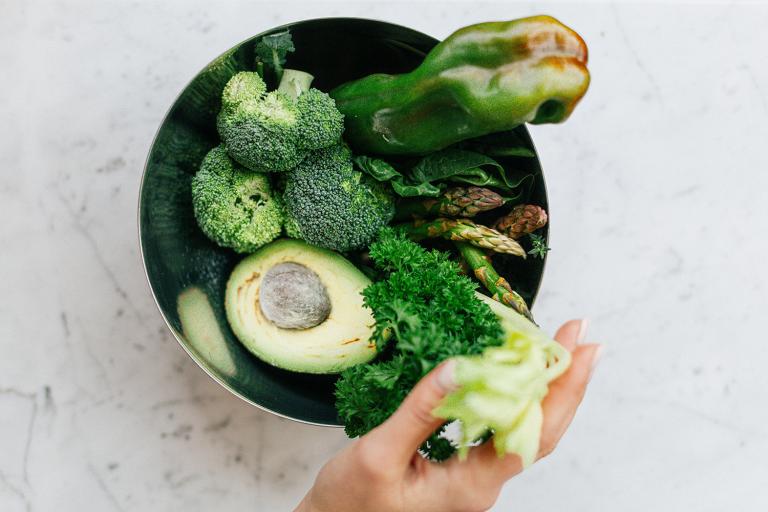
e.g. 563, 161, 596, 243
295, 319, 601, 512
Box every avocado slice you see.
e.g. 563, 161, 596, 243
225, 239, 377, 374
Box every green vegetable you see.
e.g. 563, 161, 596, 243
255, 30, 295, 84
395, 186, 504, 220
331, 16, 590, 155
411, 149, 532, 199
493, 204, 548, 240
178, 286, 237, 378
277, 69, 313, 100
282, 144, 395, 251
191, 145, 283, 253
455, 243, 532, 321
528, 233, 551, 259
224, 239, 377, 374
411, 149, 504, 188
217, 71, 344, 173
434, 294, 571, 467
335, 228, 503, 460
399, 218, 526, 257
353, 156, 440, 197
354, 149, 534, 201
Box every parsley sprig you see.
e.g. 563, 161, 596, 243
335, 228, 502, 460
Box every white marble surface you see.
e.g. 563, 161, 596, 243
2, 1, 768, 510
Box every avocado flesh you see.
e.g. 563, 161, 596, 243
225, 238, 377, 374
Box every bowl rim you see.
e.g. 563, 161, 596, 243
137, 16, 548, 428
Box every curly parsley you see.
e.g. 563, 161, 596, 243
334, 228, 502, 460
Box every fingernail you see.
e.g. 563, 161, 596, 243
588, 345, 603, 381
576, 318, 590, 344
436, 360, 458, 392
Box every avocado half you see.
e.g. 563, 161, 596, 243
225, 239, 377, 374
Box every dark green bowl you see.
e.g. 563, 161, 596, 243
138, 18, 549, 426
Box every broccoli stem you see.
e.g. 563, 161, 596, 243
278, 69, 314, 101
270, 48, 283, 82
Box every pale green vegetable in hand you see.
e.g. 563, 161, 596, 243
433, 295, 571, 467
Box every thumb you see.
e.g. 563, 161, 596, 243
363, 360, 458, 466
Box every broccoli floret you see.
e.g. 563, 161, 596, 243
216, 71, 344, 173
296, 88, 346, 149
282, 210, 303, 239
192, 145, 283, 253
282, 144, 395, 251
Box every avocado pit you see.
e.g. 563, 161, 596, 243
259, 262, 331, 329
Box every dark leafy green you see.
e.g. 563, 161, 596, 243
352, 155, 400, 182
335, 228, 503, 460
412, 149, 510, 190
353, 156, 441, 197
354, 149, 534, 203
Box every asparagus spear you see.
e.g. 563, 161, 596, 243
398, 218, 526, 257
455, 242, 533, 321
396, 186, 504, 220
493, 204, 548, 240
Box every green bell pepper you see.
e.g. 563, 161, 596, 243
331, 15, 590, 155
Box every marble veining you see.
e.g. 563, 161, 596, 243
1, 1, 767, 511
